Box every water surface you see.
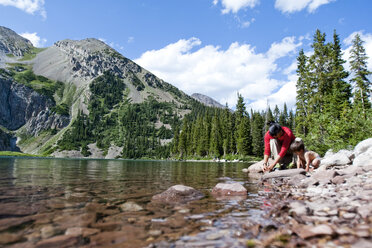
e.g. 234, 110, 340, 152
0, 158, 264, 247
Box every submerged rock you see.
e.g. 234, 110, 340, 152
119, 201, 144, 212
211, 183, 247, 196
151, 185, 204, 204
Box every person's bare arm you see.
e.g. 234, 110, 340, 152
296, 155, 301, 169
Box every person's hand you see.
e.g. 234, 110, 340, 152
263, 163, 273, 172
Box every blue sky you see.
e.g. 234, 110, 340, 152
1, 0, 372, 110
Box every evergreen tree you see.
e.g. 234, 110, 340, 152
209, 112, 223, 157
236, 116, 252, 155
251, 111, 264, 156
273, 105, 280, 122
295, 49, 310, 136
279, 103, 289, 127
327, 30, 351, 118
349, 33, 372, 117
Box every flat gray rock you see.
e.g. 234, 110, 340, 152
262, 169, 306, 179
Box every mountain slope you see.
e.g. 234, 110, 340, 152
0, 26, 203, 158
0, 26, 33, 57
191, 93, 225, 109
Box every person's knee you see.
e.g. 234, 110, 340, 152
313, 159, 320, 168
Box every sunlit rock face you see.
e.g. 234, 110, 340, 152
0, 72, 69, 135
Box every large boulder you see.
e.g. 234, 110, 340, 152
151, 185, 204, 204
353, 146, 372, 167
246, 159, 275, 173
320, 149, 353, 169
211, 183, 247, 196
354, 138, 372, 157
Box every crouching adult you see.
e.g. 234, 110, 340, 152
263, 122, 296, 172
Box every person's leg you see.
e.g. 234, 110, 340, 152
312, 158, 321, 169
270, 139, 280, 160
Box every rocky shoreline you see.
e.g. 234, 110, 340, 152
242, 138, 372, 247
149, 138, 372, 247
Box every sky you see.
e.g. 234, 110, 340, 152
1, 0, 372, 111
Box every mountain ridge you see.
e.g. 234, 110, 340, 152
0, 26, 212, 158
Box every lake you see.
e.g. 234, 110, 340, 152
0, 158, 266, 247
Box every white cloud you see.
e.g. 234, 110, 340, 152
241, 18, 255, 28
0, 0, 46, 18
274, 0, 335, 14
20, 32, 46, 47
128, 36, 135, 43
135, 36, 301, 110
213, 0, 260, 14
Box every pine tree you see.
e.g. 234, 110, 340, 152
209, 112, 223, 157
327, 30, 351, 118
251, 111, 264, 156
349, 33, 372, 117
279, 103, 289, 127
295, 49, 310, 136
273, 105, 280, 123
236, 116, 252, 155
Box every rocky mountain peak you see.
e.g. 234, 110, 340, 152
55, 38, 111, 55
33, 37, 144, 86
0, 26, 33, 56
191, 93, 225, 109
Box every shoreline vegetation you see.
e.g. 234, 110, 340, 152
0, 151, 261, 163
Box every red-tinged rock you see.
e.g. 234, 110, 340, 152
0, 216, 33, 232
89, 231, 128, 246
35, 234, 79, 248
91, 222, 122, 231
0, 232, 23, 245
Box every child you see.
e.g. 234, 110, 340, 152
290, 138, 321, 172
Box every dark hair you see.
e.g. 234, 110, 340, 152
290, 138, 305, 152
268, 122, 282, 137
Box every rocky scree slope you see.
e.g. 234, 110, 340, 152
191, 93, 225, 109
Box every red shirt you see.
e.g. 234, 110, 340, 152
264, 126, 295, 158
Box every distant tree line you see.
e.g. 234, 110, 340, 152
171, 94, 294, 159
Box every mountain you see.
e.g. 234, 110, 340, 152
0, 26, 33, 57
191, 93, 225, 109
0, 26, 204, 159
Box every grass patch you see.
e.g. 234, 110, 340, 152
19, 47, 46, 61
7, 64, 64, 102
6, 53, 15, 58
0, 151, 42, 157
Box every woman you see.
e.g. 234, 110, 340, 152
263, 122, 296, 172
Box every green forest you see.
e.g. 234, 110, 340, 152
56, 30, 371, 160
